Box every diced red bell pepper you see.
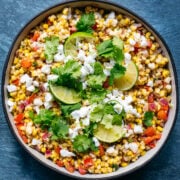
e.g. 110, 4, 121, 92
157, 110, 168, 121
84, 157, 93, 168
31, 31, 40, 41
99, 144, 105, 156
12, 79, 19, 86
55, 146, 61, 154
65, 162, 75, 173
144, 127, 156, 136
78, 165, 87, 175
14, 113, 24, 124
27, 94, 36, 104
148, 93, 154, 103
56, 160, 64, 167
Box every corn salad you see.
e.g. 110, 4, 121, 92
6, 6, 172, 175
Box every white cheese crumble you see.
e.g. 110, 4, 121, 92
125, 142, 138, 153
7, 84, 17, 92
147, 80, 154, 87
69, 127, 80, 139
45, 92, 53, 102
41, 65, 51, 74
33, 98, 43, 106
60, 149, 75, 157
106, 146, 118, 155
113, 103, 123, 114
31, 138, 41, 146
27, 85, 35, 92
93, 137, 100, 147
148, 63, 156, 70
133, 125, 143, 134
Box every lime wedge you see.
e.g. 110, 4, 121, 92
49, 84, 81, 104
114, 61, 138, 91
64, 32, 94, 57
94, 124, 125, 143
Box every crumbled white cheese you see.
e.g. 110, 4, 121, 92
54, 53, 65, 62
33, 98, 43, 106
140, 36, 148, 47
124, 52, 131, 64
129, 38, 136, 46
47, 74, 58, 81
27, 85, 35, 92
106, 146, 118, 155
165, 84, 172, 91
7, 100, 14, 112
7, 84, 17, 92
78, 49, 86, 62
164, 77, 171, 84
93, 137, 100, 147
43, 83, 48, 91
44, 101, 52, 109
69, 127, 80, 139
41, 65, 51, 74
147, 80, 153, 87
60, 149, 75, 157
124, 142, 138, 153
31, 138, 41, 146
33, 81, 39, 87
71, 106, 90, 121
45, 92, 53, 102
133, 125, 143, 134
107, 11, 115, 19
148, 63, 156, 70
113, 103, 123, 114
34, 106, 40, 114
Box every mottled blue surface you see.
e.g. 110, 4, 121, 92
0, 0, 180, 180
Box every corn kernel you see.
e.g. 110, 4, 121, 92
121, 162, 128, 167
157, 126, 163, 132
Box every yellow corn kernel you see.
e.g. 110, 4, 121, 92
145, 32, 151, 38
43, 24, 48, 29
162, 69, 170, 78
62, 8, 69, 15
141, 151, 146, 156
127, 151, 133, 156
41, 147, 46, 153
159, 90, 167, 97
157, 126, 163, 132
32, 129, 37, 136
137, 107, 142, 114
121, 162, 128, 167
10, 92, 17, 97
150, 44, 156, 51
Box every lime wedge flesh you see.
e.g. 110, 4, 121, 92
64, 32, 94, 57
49, 85, 81, 104
94, 124, 125, 143
114, 61, 138, 91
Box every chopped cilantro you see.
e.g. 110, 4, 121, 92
97, 37, 124, 63
83, 122, 97, 137
90, 102, 125, 128
60, 103, 81, 117
50, 118, 69, 140
73, 134, 97, 153
143, 111, 154, 126
44, 36, 59, 62
109, 63, 126, 85
32, 109, 69, 140
76, 13, 95, 33
51, 60, 82, 91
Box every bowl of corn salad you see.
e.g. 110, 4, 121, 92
2, 0, 178, 179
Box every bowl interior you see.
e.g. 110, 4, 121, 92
2, 0, 178, 179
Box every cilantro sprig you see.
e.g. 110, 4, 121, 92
143, 111, 154, 126
44, 36, 59, 62
76, 12, 95, 33
32, 109, 69, 140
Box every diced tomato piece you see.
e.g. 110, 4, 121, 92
12, 79, 19, 86
149, 142, 156, 148
147, 40, 152, 48
32, 31, 40, 41
144, 127, 156, 136
56, 160, 64, 167
84, 157, 93, 168
103, 78, 109, 89
148, 102, 157, 112
78, 165, 87, 175
14, 113, 24, 124
70, 26, 77, 34
143, 133, 161, 145
92, 23, 97, 30
157, 110, 168, 121
21, 58, 32, 68
65, 162, 75, 173
148, 93, 154, 103
16, 123, 24, 130
99, 144, 105, 156
27, 94, 36, 104
18, 130, 28, 144
55, 146, 61, 154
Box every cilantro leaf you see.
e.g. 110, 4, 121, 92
83, 122, 97, 137
61, 103, 81, 117
90, 104, 104, 122
33, 109, 56, 128
97, 37, 124, 63
51, 60, 82, 91
94, 62, 104, 75
76, 13, 95, 33
86, 87, 107, 103
50, 118, 69, 140
112, 109, 125, 126
109, 63, 126, 85
73, 134, 97, 153
143, 111, 154, 126
101, 114, 114, 129
44, 36, 59, 62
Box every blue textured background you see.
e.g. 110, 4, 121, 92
0, 0, 180, 179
